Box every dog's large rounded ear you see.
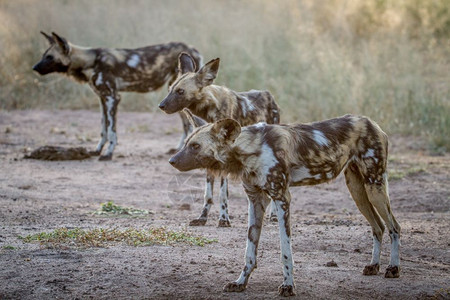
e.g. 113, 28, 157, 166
212, 118, 241, 143
40, 31, 55, 44
178, 53, 196, 75
196, 58, 219, 87
182, 108, 206, 128
51, 32, 70, 55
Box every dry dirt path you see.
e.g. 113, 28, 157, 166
0, 110, 449, 299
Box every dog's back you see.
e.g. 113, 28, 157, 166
233, 90, 280, 126
95, 42, 202, 93
239, 114, 388, 186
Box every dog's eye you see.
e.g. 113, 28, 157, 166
177, 89, 184, 95
45, 55, 53, 60
190, 143, 200, 150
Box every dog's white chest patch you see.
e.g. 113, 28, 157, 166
127, 54, 140, 68
258, 143, 278, 185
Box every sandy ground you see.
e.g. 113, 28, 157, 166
0, 110, 449, 300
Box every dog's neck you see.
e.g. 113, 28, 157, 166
191, 85, 241, 122
211, 127, 264, 180
69, 44, 97, 69
66, 44, 98, 82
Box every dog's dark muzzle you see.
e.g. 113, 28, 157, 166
32, 62, 51, 75
168, 151, 198, 172
159, 94, 180, 114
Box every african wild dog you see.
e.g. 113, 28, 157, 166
33, 32, 202, 160
159, 53, 281, 226
169, 115, 401, 296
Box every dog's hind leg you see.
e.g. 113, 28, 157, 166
224, 186, 270, 293
272, 189, 296, 297
344, 163, 385, 275
364, 172, 401, 278
189, 172, 214, 226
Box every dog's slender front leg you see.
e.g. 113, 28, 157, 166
100, 93, 120, 160
167, 112, 191, 155
272, 190, 296, 297
224, 187, 269, 293
189, 172, 214, 226
91, 74, 121, 161
217, 176, 231, 227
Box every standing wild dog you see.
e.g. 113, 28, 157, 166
169, 114, 401, 296
159, 53, 280, 226
33, 32, 202, 160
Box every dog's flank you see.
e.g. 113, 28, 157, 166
169, 114, 401, 296
33, 32, 202, 160
160, 54, 280, 226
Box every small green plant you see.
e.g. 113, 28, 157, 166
94, 201, 150, 216
2, 245, 16, 250
389, 167, 427, 181
433, 287, 449, 299
21, 227, 217, 249
388, 170, 406, 181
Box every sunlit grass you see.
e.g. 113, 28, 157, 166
21, 227, 217, 249
0, 0, 448, 150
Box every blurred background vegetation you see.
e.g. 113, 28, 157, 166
0, 0, 449, 151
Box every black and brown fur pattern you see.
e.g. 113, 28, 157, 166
33, 32, 202, 160
169, 114, 401, 296
159, 53, 280, 226
159, 53, 280, 126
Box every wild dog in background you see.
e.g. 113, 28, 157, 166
169, 115, 401, 296
159, 53, 281, 226
33, 32, 202, 160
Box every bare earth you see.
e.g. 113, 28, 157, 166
0, 110, 449, 300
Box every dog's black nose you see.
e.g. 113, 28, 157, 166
32, 64, 38, 71
168, 157, 176, 165
158, 102, 165, 110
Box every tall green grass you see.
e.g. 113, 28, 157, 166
0, 0, 448, 151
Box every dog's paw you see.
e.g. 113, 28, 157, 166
98, 154, 112, 161
278, 284, 296, 297
189, 218, 207, 226
223, 282, 246, 293
363, 263, 380, 275
218, 219, 231, 227
384, 265, 400, 278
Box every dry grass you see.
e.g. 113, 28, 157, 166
21, 227, 217, 249
0, 0, 449, 150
